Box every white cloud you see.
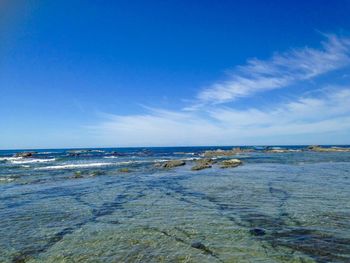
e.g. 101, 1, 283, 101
197, 35, 350, 104
90, 88, 350, 146
88, 35, 350, 146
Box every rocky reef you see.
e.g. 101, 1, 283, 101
307, 145, 350, 152
191, 158, 215, 171
264, 147, 301, 153
154, 157, 244, 171
14, 152, 37, 158
219, 159, 243, 168
155, 160, 186, 169
203, 147, 253, 157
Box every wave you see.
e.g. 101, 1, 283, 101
36, 159, 166, 170
0, 177, 15, 183
33, 157, 201, 170
0, 157, 56, 164
103, 156, 119, 159
0, 157, 22, 161
10, 158, 56, 164
36, 162, 115, 170
152, 159, 169, 163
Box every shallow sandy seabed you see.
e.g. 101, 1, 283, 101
0, 149, 349, 262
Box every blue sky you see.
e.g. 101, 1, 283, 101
1, 0, 350, 149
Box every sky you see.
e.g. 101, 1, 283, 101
1, 0, 350, 149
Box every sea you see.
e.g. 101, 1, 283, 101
0, 146, 349, 262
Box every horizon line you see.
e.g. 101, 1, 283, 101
1, 143, 349, 151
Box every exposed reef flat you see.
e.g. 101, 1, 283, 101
219, 158, 243, 168
155, 159, 186, 169
307, 145, 350, 152
191, 158, 215, 171
203, 147, 253, 157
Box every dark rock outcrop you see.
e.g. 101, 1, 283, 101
14, 152, 36, 158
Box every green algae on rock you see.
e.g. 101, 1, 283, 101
220, 158, 243, 168
155, 160, 186, 169
191, 158, 215, 171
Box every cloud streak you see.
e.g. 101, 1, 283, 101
197, 35, 350, 104
89, 35, 350, 146
90, 88, 350, 146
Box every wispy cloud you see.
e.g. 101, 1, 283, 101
90, 87, 350, 146
197, 35, 350, 104
88, 35, 350, 146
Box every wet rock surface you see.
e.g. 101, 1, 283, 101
191, 158, 215, 171
219, 158, 243, 168
203, 147, 253, 157
14, 152, 37, 158
307, 145, 350, 152
156, 160, 186, 169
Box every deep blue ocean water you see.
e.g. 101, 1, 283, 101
0, 146, 349, 262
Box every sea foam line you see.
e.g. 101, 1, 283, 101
35, 158, 197, 170
0, 157, 22, 161
11, 158, 56, 164
35, 162, 114, 170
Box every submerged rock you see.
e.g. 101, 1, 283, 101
191, 158, 214, 171
220, 158, 243, 168
110, 151, 126, 156
250, 228, 266, 236
90, 170, 105, 176
190, 241, 214, 255
72, 171, 83, 179
14, 152, 36, 158
191, 241, 207, 250
67, 150, 81, 157
118, 168, 131, 173
136, 149, 153, 156
156, 160, 186, 169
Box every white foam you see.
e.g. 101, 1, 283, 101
0, 157, 22, 161
152, 159, 169, 163
11, 158, 56, 164
0, 178, 15, 182
36, 162, 114, 170
103, 156, 119, 159
183, 157, 201, 161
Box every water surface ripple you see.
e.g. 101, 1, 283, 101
0, 147, 349, 262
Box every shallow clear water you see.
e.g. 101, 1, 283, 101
0, 147, 349, 262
